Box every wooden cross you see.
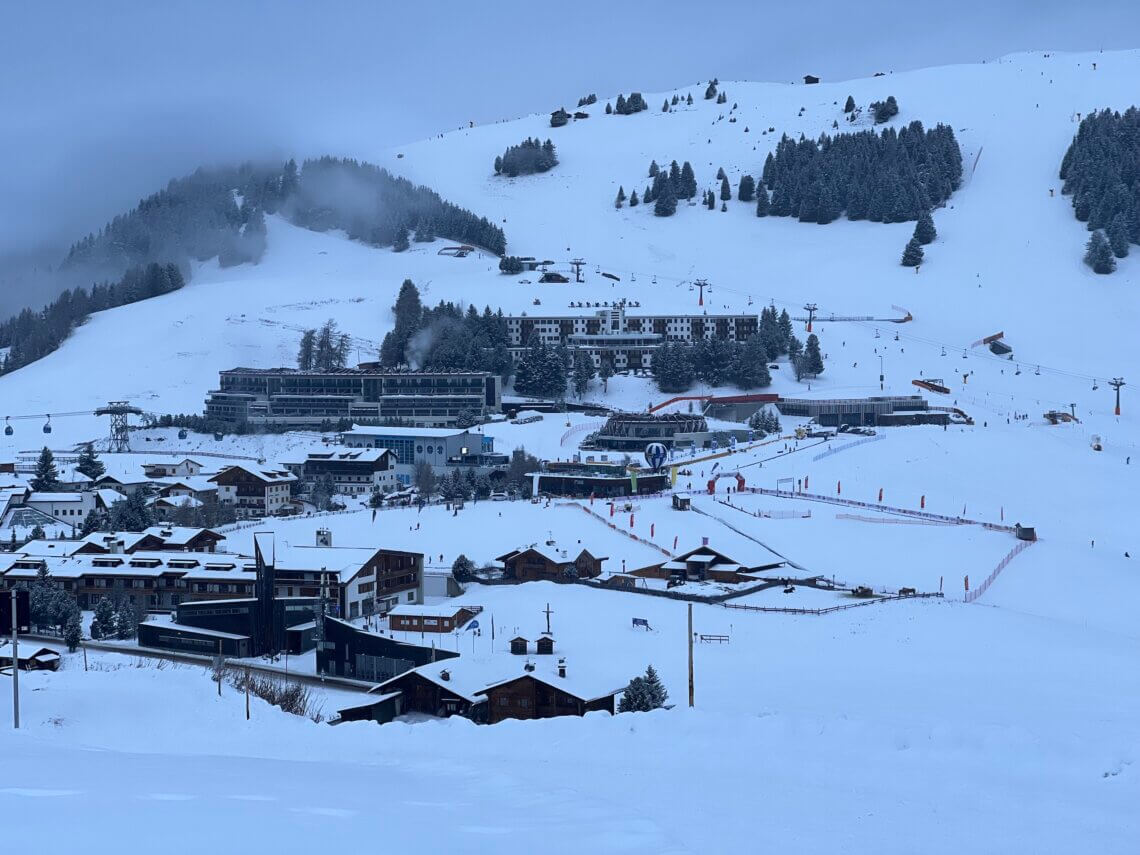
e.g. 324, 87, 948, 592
543, 602, 553, 635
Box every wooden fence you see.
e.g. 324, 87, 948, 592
721, 591, 944, 616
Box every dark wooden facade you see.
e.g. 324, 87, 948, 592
498, 548, 605, 582
476, 675, 616, 724
388, 606, 476, 634
375, 670, 480, 720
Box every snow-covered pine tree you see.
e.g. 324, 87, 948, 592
901, 237, 924, 267
643, 665, 668, 708
64, 608, 82, 652
629, 189, 639, 207
1084, 230, 1116, 273
654, 179, 677, 217
76, 442, 105, 480
1107, 213, 1130, 258
805, 334, 825, 376
755, 184, 770, 217
720, 177, 731, 201
738, 175, 755, 202
31, 447, 60, 492
915, 210, 937, 244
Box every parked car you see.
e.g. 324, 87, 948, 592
490, 491, 509, 501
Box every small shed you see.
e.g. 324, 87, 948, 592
536, 636, 555, 655
672, 494, 691, 511
510, 636, 529, 655
1015, 524, 1037, 542
550, 108, 570, 128
0, 645, 61, 672
803, 74, 820, 84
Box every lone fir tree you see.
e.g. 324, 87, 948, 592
76, 442, 105, 480
31, 446, 60, 492
901, 237, 924, 267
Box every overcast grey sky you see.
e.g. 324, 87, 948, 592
2, 0, 1138, 300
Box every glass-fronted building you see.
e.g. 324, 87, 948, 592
205, 367, 502, 428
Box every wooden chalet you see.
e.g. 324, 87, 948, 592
0, 643, 61, 672
475, 671, 619, 724
387, 604, 480, 634
632, 542, 785, 584
496, 545, 606, 582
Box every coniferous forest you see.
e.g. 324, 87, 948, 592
2, 157, 506, 377
761, 121, 962, 223
287, 157, 507, 255
494, 138, 558, 177
1060, 107, 1140, 273
0, 263, 184, 375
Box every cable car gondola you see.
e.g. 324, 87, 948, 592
213, 432, 224, 441
43, 414, 52, 434
178, 428, 188, 440
4, 416, 12, 436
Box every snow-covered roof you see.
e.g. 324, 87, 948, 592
153, 475, 218, 493
387, 604, 474, 619
271, 542, 383, 581
209, 464, 296, 485
143, 614, 250, 641
27, 491, 87, 503
343, 425, 473, 439
8, 538, 85, 557
141, 525, 224, 546
152, 495, 204, 508
292, 448, 395, 464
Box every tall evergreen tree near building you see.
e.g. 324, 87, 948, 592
31, 447, 60, 492
297, 328, 316, 370
1084, 230, 1116, 273
618, 665, 668, 712
64, 609, 82, 652
572, 350, 596, 398
778, 309, 793, 345
738, 175, 756, 202
901, 237, 924, 267
915, 210, 937, 244
76, 443, 105, 480
804, 334, 824, 376
91, 597, 117, 640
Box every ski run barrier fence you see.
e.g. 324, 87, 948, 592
964, 540, 1034, 603
812, 433, 886, 462
722, 591, 944, 616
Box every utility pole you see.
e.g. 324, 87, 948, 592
803, 303, 818, 333
687, 603, 694, 708
245, 666, 250, 720
570, 258, 585, 283
879, 355, 884, 392
694, 278, 708, 307
1069, 402, 1076, 419
10, 590, 19, 729
1109, 377, 1125, 416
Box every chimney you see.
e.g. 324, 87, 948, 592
440, 668, 450, 682
701, 536, 709, 546
557, 657, 566, 678
524, 660, 536, 673
316, 528, 332, 547
109, 539, 123, 554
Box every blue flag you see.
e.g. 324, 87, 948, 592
467, 620, 480, 631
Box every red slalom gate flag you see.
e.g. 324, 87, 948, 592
837, 480, 842, 495
629, 513, 634, 528
964, 575, 970, 591
650, 523, 655, 538
920, 495, 925, 509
